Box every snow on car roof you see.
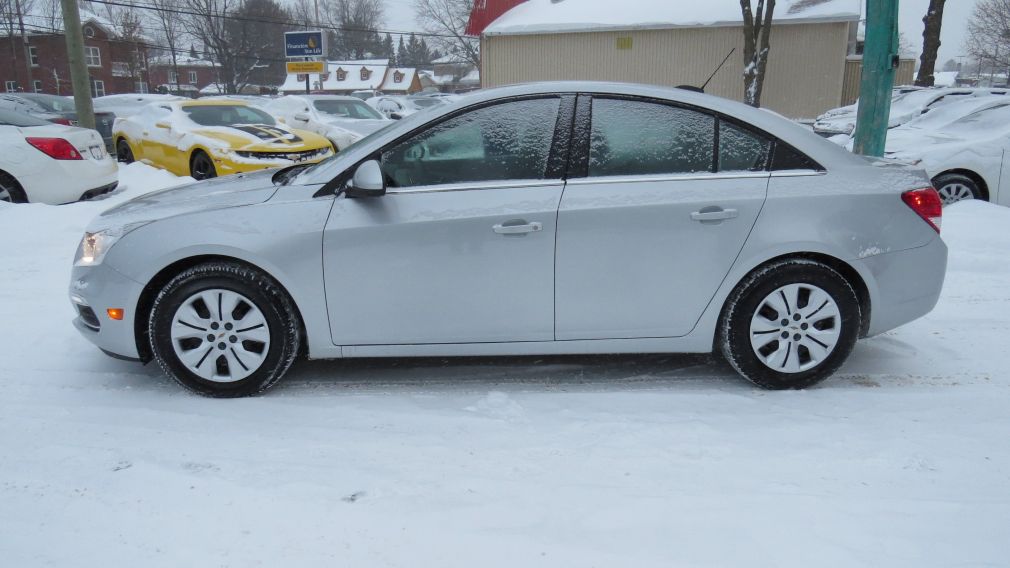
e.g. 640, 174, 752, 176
484, 0, 861, 35
177, 100, 252, 107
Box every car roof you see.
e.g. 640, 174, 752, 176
176, 100, 251, 107
292, 94, 364, 101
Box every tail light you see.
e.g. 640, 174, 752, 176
901, 187, 942, 233
48, 117, 76, 126
25, 137, 83, 160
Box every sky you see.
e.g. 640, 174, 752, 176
381, 0, 980, 66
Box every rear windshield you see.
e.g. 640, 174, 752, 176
313, 99, 384, 120
182, 104, 276, 126
0, 108, 50, 127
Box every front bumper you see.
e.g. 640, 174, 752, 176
69, 262, 146, 360
862, 236, 948, 336
213, 148, 334, 176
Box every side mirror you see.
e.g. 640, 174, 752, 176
345, 160, 385, 198
293, 112, 310, 122
154, 121, 171, 130
389, 112, 403, 120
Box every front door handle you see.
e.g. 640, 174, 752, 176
493, 220, 543, 235
690, 207, 739, 223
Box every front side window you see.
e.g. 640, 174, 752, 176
84, 46, 101, 67
718, 120, 771, 172
381, 97, 561, 188
588, 98, 715, 177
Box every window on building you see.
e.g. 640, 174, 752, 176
4, 80, 17, 93
33, 80, 42, 93
588, 98, 715, 177
135, 81, 148, 94
169, 70, 178, 84
29, 46, 38, 67
189, 71, 197, 84
360, 67, 371, 81
91, 79, 105, 97
84, 46, 101, 67
381, 97, 561, 188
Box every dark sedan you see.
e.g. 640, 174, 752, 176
0, 93, 115, 149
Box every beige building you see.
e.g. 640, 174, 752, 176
479, 0, 863, 119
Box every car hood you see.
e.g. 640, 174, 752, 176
88, 169, 278, 232
193, 124, 329, 151
321, 117, 390, 136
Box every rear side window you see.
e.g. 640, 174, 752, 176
718, 120, 771, 172
381, 97, 561, 188
588, 98, 714, 177
771, 143, 822, 171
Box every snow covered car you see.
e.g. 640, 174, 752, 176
0, 93, 117, 149
0, 108, 117, 204
883, 102, 1010, 206
263, 95, 392, 150
93, 94, 186, 118
70, 82, 947, 397
813, 88, 989, 137
367, 95, 447, 119
113, 100, 334, 179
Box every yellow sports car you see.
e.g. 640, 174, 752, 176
113, 100, 335, 179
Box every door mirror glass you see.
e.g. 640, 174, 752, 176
346, 160, 385, 197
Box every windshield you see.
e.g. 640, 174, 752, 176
314, 99, 384, 120
19, 93, 76, 113
0, 108, 50, 126
944, 104, 1010, 136
182, 104, 276, 126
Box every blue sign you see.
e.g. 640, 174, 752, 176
285, 31, 326, 58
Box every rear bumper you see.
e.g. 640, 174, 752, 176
862, 236, 948, 336
69, 262, 145, 360
21, 157, 119, 204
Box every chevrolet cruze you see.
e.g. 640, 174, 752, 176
70, 82, 948, 397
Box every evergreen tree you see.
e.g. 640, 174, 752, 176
397, 35, 408, 67
189, 44, 198, 59
383, 33, 395, 62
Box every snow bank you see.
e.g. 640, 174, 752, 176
485, 0, 861, 35
1, 173, 1009, 566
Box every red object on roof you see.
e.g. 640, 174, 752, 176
465, 0, 528, 36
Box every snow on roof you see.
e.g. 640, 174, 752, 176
380, 68, 418, 92
484, 0, 861, 36
280, 61, 391, 93
933, 71, 960, 88
1, 7, 135, 39
149, 55, 216, 68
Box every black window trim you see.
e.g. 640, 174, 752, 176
320, 93, 576, 197
566, 93, 823, 180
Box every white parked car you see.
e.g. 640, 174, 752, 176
813, 88, 994, 137
883, 102, 1010, 205
263, 95, 391, 150
0, 109, 117, 204
93, 94, 186, 118
367, 95, 448, 119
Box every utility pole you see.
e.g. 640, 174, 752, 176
852, 0, 899, 157
14, 0, 34, 92
59, 0, 96, 130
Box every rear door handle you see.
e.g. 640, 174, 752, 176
493, 220, 543, 235
690, 208, 739, 222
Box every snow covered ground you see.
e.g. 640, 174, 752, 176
1, 164, 1008, 566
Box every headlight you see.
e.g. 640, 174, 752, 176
74, 222, 150, 267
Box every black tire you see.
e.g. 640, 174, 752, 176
0, 170, 27, 203
116, 138, 134, 164
190, 150, 217, 180
148, 261, 301, 397
718, 259, 861, 390
932, 172, 983, 205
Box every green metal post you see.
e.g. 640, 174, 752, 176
59, 0, 95, 130
853, 0, 899, 157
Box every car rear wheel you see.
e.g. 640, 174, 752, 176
0, 171, 27, 203
933, 173, 982, 205
190, 151, 217, 180
149, 261, 301, 397
719, 259, 861, 390
116, 139, 134, 163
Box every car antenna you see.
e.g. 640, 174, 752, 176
694, 48, 737, 93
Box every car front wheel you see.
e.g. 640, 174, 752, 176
190, 151, 217, 180
933, 173, 982, 205
116, 139, 134, 163
719, 259, 861, 390
149, 261, 301, 397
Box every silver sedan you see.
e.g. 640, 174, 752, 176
69, 82, 948, 397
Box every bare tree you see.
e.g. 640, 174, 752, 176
915, 0, 947, 86
965, 0, 1010, 72
739, 0, 776, 107
323, 0, 384, 60
86, 0, 147, 89
414, 0, 479, 67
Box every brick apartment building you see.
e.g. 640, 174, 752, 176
147, 54, 218, 96
0, 11, 148, 97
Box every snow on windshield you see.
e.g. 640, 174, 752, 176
182, 104, 276, 127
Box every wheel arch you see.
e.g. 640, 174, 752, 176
133, 254, 307, 363
0, 168, 27, 202
932, 168, 991, 201
714, 251, 872, 352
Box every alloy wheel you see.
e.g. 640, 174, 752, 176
936, 182, 975, 205
169, 289, 271, 382
749, 283, 841, 374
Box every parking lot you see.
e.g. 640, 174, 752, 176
1, 164, 1008, 566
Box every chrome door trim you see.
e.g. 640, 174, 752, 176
385, 179, 563, 195
565, 171, 771, 187
769, 170, 827, 178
